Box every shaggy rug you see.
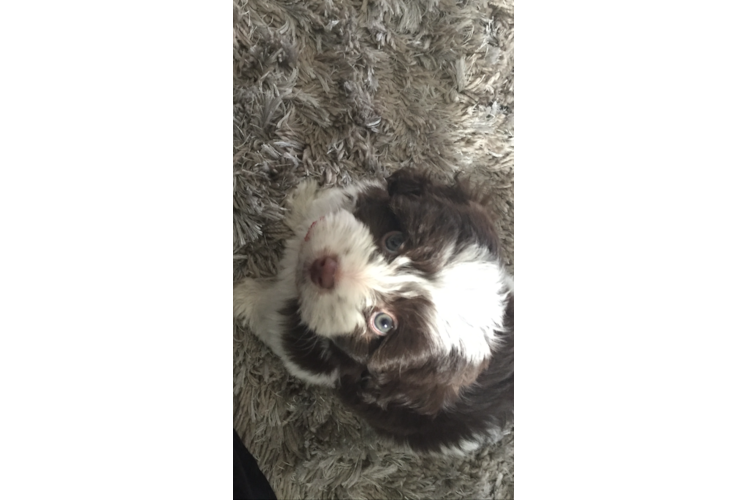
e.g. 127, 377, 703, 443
233, 0, 514, 498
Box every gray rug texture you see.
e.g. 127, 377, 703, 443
233, 0, 514, 498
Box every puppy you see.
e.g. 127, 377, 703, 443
234, 168, 514, 455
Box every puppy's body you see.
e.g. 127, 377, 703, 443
234, 169, 514, 454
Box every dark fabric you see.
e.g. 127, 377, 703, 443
234, 430, 277, 500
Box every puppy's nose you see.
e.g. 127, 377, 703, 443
310, 256, 338, 290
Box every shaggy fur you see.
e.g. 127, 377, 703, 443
234, 0, 513, 497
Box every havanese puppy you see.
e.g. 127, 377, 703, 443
234, 168, 514, 455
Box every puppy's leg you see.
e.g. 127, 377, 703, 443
233, 278, 278, 348
234, 277, 294, 366
234, 276, 338, 387
284, 180, 356, 235
284, 179, 320, 233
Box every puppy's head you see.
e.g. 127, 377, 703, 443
295, 169, 512, 412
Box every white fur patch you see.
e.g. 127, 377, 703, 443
423, 245, 512, 363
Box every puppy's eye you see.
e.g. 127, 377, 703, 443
382, 231, 405, 254
370, 312, 397, 335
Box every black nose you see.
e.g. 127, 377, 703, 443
309, 256, 338, 289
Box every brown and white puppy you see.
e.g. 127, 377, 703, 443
234, 169, 514, 455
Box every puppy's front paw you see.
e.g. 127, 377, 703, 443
287, 179, 319, 212
284, 179, 320, 231
233, 278, 264, 328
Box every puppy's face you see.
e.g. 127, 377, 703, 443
293, 170, 512, 410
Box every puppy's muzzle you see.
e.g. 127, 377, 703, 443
310, 256, 338, 289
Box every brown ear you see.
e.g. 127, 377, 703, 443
365, 352, 489, 415
386, 168, 433, 198
387, 168, 487, 207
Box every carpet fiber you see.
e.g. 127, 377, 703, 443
233, 0, 514, 497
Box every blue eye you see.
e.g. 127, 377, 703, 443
383, 231, 405, 253
371, 312, 396, 335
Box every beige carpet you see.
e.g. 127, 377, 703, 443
233, 0, 514, 497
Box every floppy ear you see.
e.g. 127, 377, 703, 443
365, 349, 489, 415
387, 167, 486, 207
386, 168, 433, 197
